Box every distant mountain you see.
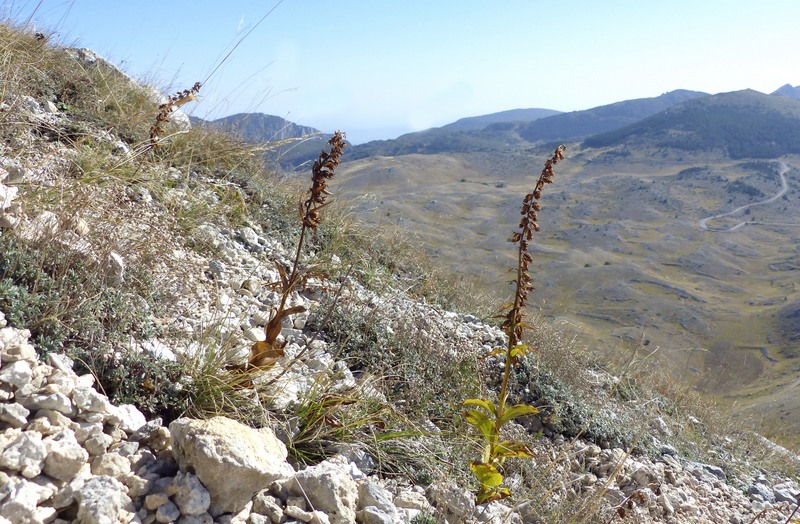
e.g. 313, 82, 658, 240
348, 108, 562, 160
195, 113, 320, 143
772, 83, 800, 101
517, 89, 709, 143
583, 89, 800, 158
192, 113, 332, 172
442, 108, 561, 131
348, 90, 709, 160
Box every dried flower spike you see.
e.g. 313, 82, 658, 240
302, 131, 347, 230
503, 145, 566, 352
462, 145, 565, 505
148, 82, 202, 149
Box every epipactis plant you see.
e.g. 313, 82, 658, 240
248, 131, 347, 371
462, 145, 566, 504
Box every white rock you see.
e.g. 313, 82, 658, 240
243, 327, 266, 343
357, 481, 399, 521
0, 431, 47, 478
72, 386, 114, 414
356, 506, 394, 524
393, 490, 433, 513
44, 430, 89, 481
252, 309, 272, 327
251, 491, 284, 522
90, 453, 132, 485
169, 416, 294, 516
23, 390, 74, 415
289, 459, 358, 524
0, 403, 29, 427
216, 293, 233, 309
115, 404, 148, 434
0, 327, 36, 363
141, 339, 177, 361
0, 184, 18, 210
0, 359, 33, 388
284, 505, 315, 522
0, 479, 39, 523
426, 483, 475, 524
105, 251, 125, 285
156, 500, 181, 523
173, 471, 211, 516
75, 475, 132, 524
145, 491, 170, 510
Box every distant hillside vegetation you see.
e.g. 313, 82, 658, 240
518, 89, 709, 143
348, 91, 709, 160
442, 108, 561, 131
583, 89, 800, 158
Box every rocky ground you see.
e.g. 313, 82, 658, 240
3, 154, 800, 523
1, 37, 800, 524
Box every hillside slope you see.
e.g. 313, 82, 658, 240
442, 107, 562, 131
518, 89, 709, 143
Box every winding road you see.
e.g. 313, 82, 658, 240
698, 162, 793, 231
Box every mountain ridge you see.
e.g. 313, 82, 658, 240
584, 89, 800, 158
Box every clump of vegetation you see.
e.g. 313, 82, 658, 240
462, 146, 565, 503
0, 231, 160, 356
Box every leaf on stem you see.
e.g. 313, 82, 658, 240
499, 404, 539, 426
463, 409, 497, 445
462, 398, 497, 416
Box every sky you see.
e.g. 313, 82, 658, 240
4, 0, 800, 144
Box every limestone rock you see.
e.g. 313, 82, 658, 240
0, 359, 33, 388
169, 416, 293, 515
43, 430, 89, 481
426, 483, 474, 524
75, 475, 133, 524
289, 459, 358, 524
357, 481, 399, 522
173, 471, 211, 516
0, 431, 47, 478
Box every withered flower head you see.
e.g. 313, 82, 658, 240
302, 131, 347, 230
149, 82, 202, 149
502, 145, 566, 350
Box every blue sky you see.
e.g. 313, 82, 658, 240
5, 1, 800, 143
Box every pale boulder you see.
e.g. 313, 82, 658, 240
169, 416, 293, 515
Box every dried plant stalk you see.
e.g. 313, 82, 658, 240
503, 145, 566, 353
248, 131, 347, 370
148, 82, 201, 149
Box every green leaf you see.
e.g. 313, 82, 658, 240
476, 486, 512, 505
470, 462, 503, 488
494, 440, 536, 459
463, 409, 497, 444
479, 348, 506, 360
462, 398, 496, 416
499, 403, 539, 426
509, 343, 531, 360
